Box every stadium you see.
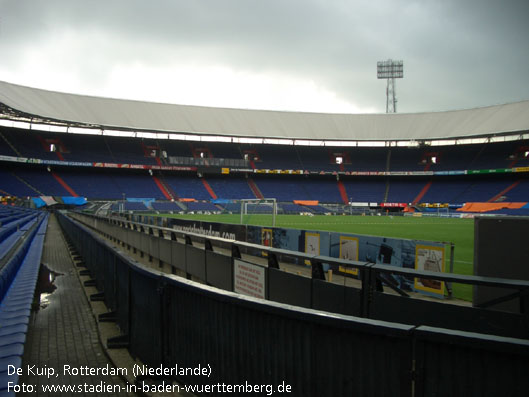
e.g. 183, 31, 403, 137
1, 79, 529, 396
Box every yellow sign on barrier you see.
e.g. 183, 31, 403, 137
414, 245, 445, 296
339, 236, 359, 276
305, 232, 320, 265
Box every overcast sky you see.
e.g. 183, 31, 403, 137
0, 0, 528, 114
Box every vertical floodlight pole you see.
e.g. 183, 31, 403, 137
377, 59, 404, 113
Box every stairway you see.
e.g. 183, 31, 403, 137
152, 173, 178, 201
152, 175, 174, 200
488, 180, 521, 202
383, 179, 390, 203
337, 180, 348, 204
202, 178, 217, 199
247, 178, 264, 199
412, 181, 432, 204
51, 172, 78, 196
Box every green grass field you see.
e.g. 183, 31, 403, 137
159, 213, 475, 301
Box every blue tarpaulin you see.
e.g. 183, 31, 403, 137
61, 196, 87, 206
32, 197, 46, 208
211, 198, 233, 204
32, 196, 86, 208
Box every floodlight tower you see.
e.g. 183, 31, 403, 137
377, 59, 403, 113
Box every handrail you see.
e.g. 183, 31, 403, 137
82, 212, 529, 294
59, 210, 529, 396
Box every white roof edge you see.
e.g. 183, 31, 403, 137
0, 80, 528, 141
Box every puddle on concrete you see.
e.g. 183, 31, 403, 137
32, 264, 63, 311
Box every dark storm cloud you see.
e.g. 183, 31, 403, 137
0, 0, 528, 113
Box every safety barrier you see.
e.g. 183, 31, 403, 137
58, 211, 529, 396
72, 212, 529, 339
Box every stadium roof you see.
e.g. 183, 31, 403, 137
0, 80, 528, 142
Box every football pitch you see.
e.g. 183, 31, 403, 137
160, 213, 475, 301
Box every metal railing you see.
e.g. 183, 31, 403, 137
58, 211, 529, 396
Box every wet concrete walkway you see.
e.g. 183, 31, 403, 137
19, 214, 131, 396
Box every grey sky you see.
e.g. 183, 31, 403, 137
0, 0, 528, 114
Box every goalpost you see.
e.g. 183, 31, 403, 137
238, 198, 277, 227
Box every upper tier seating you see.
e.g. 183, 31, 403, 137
3, 162, 525, 205
420, 177, 519, 204
186, 202, 220, 212
2, 126, 529, 174
0, 170, 38, 197
342, 179, 387, 203
385, 180, 426, 203
163, 175, 211, 200
110, 202, 149, 211
14, 169, 70, 196
206, 176, 255, 200
502, 179, 529, 201
1, 125, 528, 205
58, 169, 165, 200
151, 202, 182, 211
253, 176, 343, 203
280, 203, 311, 214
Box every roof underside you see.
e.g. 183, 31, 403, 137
0, 80, 528, 141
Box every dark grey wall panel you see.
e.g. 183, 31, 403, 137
186, 245, 206, 279
129, 267, 162, 367
344, 285, 362, 317
159, 239, 171, 264
268, 268, 312, 308
474, 216, 529, 313
149, 235, 159, 259
115, 228, 125, 243
98, 221, 107, 234
114, 256, 130, 333
102, 246, 116, 311
109, 224, 118, 238
171, 241, 186, 271
312, 279, 347, 314
371, 292, 529, 339
132, 230, 142, 250
140, 232, 149, 254
311, 281, 361, 317
206, 251, 233, 291
415, 326, 529, 397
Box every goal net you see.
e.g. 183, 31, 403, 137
237, 198, 277, 226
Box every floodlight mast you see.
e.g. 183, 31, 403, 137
377, 59, 403, 113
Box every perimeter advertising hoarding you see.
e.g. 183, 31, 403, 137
246, 224, 445, 299
154, 218, 445, 299
166, 218, 246, 242
261, 228, 273, 247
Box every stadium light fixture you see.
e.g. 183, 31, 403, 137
377, 59, 403, 113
